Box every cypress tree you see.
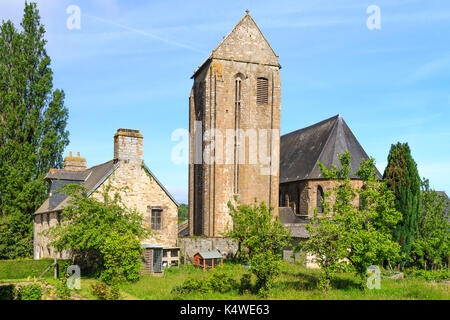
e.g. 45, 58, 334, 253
0, 2, 69, 258
383, 142, 421, 268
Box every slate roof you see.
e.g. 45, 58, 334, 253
35, 159, 178, 215
280, 114, 381, 183
436, 191, 450, 221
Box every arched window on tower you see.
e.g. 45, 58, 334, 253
234, 75, 243, 194
317, 186, 324, 213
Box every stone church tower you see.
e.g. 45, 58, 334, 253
189, 12, 281, 237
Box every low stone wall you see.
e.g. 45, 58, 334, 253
177, 237, 238, 263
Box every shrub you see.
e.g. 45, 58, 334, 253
55, 273, 71, 300
90, 282, 121, 300
0, 285, 15, 300
209, 272, 237, 293
406, 269, 450, 282
16, 284, 42, 300
239, 273, 253, 294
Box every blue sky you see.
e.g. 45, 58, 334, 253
1, 0, 449, 203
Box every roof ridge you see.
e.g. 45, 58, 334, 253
281, 114, 340, 138
86, 159, 115, 171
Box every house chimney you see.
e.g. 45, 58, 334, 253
64, 151, 87, 171
114, 129, 143, 164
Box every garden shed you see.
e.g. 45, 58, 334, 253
141, 244, 163, 274
193, 250, 224, 270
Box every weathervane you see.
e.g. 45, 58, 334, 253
245, 9, 250, 15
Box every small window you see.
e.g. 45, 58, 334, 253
317, 186, 324, 213
46, 213, 50, 225
256, 77, 268, 105
151, 209, 162, 231
57, 212, 61, 224
296, 188, 301, 214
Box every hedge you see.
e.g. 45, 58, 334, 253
0, 258, 72, 280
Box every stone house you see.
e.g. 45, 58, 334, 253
33, 129, 179, 270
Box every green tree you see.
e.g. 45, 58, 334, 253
226, 199, 291, 297
0, 2, 69, 259
178, 203, 188, 223
410, 179, 449, 270
383, 143, 421, 268
46, 184, 150, 284
299, 152, 401, 292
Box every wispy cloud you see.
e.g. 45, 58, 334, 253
84, 14, 206, 54
404, 55, 450, 84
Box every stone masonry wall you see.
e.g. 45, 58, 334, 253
177, 237, 238, 263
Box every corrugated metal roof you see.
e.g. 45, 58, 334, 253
280, 114, 381, 183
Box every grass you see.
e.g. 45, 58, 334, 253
112, 262, 449, 300
1, 260, 448, 300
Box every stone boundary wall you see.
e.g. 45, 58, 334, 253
177, 237, 238, 263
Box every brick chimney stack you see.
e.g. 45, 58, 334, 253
64, 151, 87, 171
114, 129, 143, 164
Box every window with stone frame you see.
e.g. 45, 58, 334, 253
46, 213, 50, 226
151, 208, 162, 231
317, 186, 324, 213
256, 77, 269, 105
296, 187, 301, 214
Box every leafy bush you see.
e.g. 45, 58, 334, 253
55, 273, 71, 300
90, 282, 120, 300
99, 233, 143, 285
239, 273, 253, 294
0, 285, 15, 300
16, 284, 42, 300
406, 268, 450, 282
209, 272, 237, 293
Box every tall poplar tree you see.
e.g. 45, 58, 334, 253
383, 142, 421, 268
0, 2, 69, 259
